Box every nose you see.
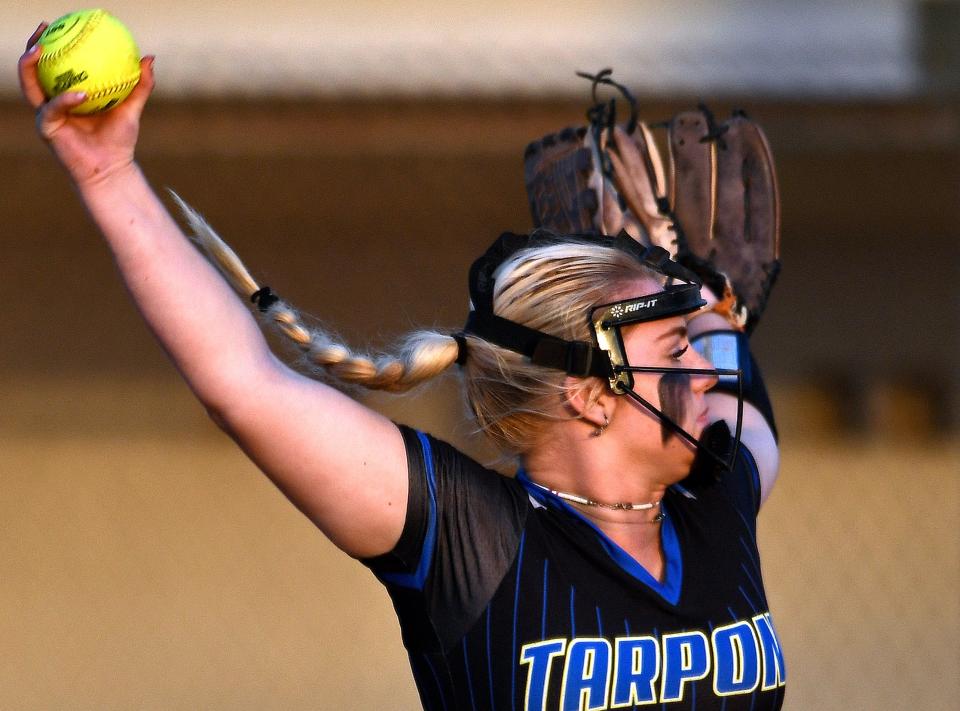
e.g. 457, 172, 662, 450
689, 346, 719, 392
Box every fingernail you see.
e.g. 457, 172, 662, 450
69, 92, 87, 101
27, 43, 40, 55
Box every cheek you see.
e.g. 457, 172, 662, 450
657, 372, 691, 443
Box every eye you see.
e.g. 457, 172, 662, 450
671, 345, 689, 361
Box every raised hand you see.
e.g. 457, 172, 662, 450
18, 22, 155, 187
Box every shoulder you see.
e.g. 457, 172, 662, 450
398, 424, 530, 522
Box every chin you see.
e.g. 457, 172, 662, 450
663, 441, 697, 482
681, 430, 704, 466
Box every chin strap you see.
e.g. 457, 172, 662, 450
612, 363, 743, 474
462, 310, 611, 378
686, 420, 737, 485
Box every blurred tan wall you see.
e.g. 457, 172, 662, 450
2, 424, 956, 710
2, 1, 921, 98
0, 97, 958, 709
2, 98, 957, 426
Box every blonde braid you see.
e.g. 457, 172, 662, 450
169, 192, 459, 392
171, 193, 665, 454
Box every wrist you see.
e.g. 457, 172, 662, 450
684, 269, 748, 334
73, 158, 140, 193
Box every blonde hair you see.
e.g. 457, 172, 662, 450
172, 193, 660, 453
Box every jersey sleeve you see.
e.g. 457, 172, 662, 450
361, 426, 438, 586
362, 425, 528, 652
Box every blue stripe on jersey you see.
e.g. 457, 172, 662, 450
516, 469, 683, 605
570, 585, 576, 637
541, 559, 549, 639
511, 530, 526, 711
422, 653, 448, 711
462, 637, 477, 711
738, 535, 762, 576
740, 560, 762, 599
378, 431, 438, 591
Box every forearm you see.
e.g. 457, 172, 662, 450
686, 311, 731, 340
78, 163, 274, 408
687, 306, 780, 501
688, 309, 776, 431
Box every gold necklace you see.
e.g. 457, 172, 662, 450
530, 482, 666, 521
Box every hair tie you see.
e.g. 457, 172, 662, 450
451, 332, 468, 365
250, 286, 279, 313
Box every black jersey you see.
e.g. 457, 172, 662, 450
364, 426, 786, 710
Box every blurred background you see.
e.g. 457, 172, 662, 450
0, 1, 957, 708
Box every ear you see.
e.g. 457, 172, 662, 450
562, 376, 610, 427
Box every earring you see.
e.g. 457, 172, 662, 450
591, 413, 609, 438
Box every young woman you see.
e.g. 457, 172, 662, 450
20, 24, 784, 710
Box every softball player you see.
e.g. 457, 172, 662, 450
19, 26, 784, 710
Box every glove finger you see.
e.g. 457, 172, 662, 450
637, 122, 668, 203
524, 126, 601, 234
668, 110, 716, 259
618, 212, 654, 247
609, 125, 666, 210
713, 113, 781, 332
583, 126, 609, 233
608, 127, 653, 212
607, 127, 675, 254
599, 173, 625, 235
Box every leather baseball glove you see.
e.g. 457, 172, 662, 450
524, 70, 780, 334
524, 69, 675, 254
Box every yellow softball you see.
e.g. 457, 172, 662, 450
37, 9, 141, 114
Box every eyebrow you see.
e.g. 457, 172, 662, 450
656, 325, 688, 342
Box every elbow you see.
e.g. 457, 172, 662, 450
205, 403, 235, 435
198, 378, 263, 439
194, 353, 284, 435
200, 383, 265, 438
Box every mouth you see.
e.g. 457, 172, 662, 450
696, 406, 710, 428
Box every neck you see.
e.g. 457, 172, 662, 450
522, 417, 678, 579
523, 425, 671, 528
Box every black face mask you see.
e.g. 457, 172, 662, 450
589, 294, 744, 472
459, 229, 743, 472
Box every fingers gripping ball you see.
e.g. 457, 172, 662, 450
37, 9, 141, 114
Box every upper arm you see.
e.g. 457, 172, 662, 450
211, 354, 409, 559
62, 170, 408, 558
705, 392, 780, 506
